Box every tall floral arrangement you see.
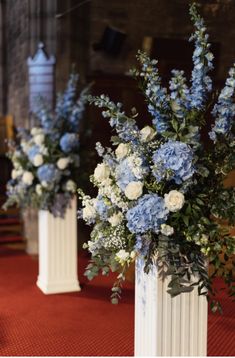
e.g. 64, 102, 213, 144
4, 74, 89, 217
79, 4, 235, 309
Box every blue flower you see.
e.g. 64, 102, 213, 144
27, 145, 40, 162
152, 140, 195, 184
209, 65, 235, 141
126, 194, 169, 234
95, 196, 109, 220
60, 133, 79, 153
37, 164, 61, 183
115, 159, 137, 191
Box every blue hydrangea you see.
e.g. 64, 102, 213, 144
152, 140, 195, 184
209, 65, 235, 141
95, 196, 109, 220
126, 194, 169, 234
60, 133, 79, 153
27, 145, 40, 162
37, 164, 61, 183
115, 159, 137, 191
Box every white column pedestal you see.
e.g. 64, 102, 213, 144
37, 197, 81, 294
135, 258, 208, 356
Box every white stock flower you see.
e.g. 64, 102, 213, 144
83, 203, 96, 221
140, 126, 156, 142
115, 143, 130, 159
34, 134, 45, 145
94, 163, 110, 182
124, 181, 143, 200
65, 180, 77, 193
57, 157, 70, 170
36, 184, 43, 196
22, 171, 34, 186
33, 154, 43, 167
115, 249, 130, 265
164, 190, 185, 212
108, 212, 123, 227
160, 224, 174, 236
31, 127, 43, 136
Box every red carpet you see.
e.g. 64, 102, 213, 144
0, 247, 234, 356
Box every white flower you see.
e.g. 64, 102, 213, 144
94, 163, 110, 182
116, 249, 130, 265
124, 181, 143, 200
22, 171, 34, 186
130, 251, 137, 259
11, 169, 19, 180
160, 224, 174, 236
83, 203, 96, 221
115, 143, 130, 159
21, 141, 31, 154
57, 157, 70, 170
65, 180, 77, 193
31, 127, 43, 136
33, 154, 43, 167
36, 184, 43, 196
108, 212, 123, 227
140, 126, 156, 142
42, 181, 48, 188
34, 134, 45, 145
164, 190, 185, 212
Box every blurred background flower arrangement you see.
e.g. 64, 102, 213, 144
79, 3, 235, 310
3, 73, 89, 217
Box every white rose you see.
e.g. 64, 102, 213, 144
94, 163, 110, 182
83, 203, 96, 221
140, 126, 156, 142
57, 157, 70, 170
164, 190, 185, 212
116, 249, 130, 265
65, 180, 77, 193
160, 224, 174, 236
115, 143, 130, 159
22, 171, 34, 186
34, 134, 45, 145
33, 154, 43, 167
124, 181, 143, 200
36, 184, 43, 196
108, 212, 123, 227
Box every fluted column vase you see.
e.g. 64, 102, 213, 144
135, 258, 208, 357
37, 197, 81, 294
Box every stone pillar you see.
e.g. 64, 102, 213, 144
22, 208, 39, 255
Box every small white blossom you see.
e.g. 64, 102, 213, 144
57, 157, 70, 170
33, 154, 43, 167
31, 127, 43, 136
83, 203, 96, 221
34, 134, 45, 145
108, 212, 123, 227
22, 171, 34, 186
164, 190, 185, 212
65, 180, 77, 193
160, 224, 174, 236
115, 249, 130, 265
124, 181, 143, 200
36, 184, 43, 196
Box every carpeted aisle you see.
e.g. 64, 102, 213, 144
0, 247, 234, 356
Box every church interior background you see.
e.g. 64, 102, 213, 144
0, 0, 234, 356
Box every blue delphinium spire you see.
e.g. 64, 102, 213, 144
209, 64, 235, 141
55, 73, 79, 119
189, 3, 214, 110
135, 51, 171, 133
169, 70, 190, 118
